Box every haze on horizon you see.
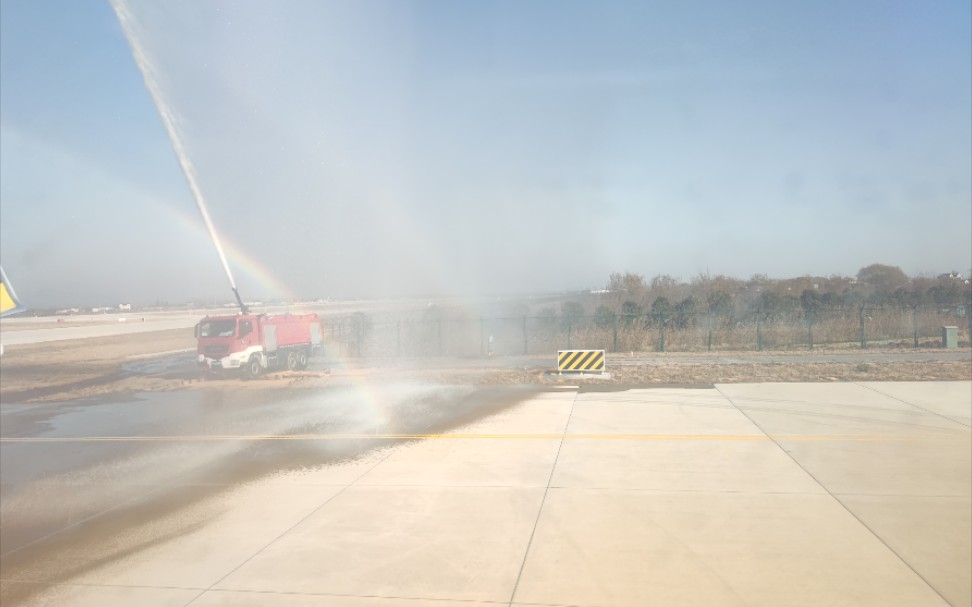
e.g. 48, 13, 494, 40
1, 1, 970, 309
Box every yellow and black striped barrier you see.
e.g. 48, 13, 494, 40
558, 349, 605, 373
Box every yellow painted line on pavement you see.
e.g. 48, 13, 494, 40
0, 433, 926, 444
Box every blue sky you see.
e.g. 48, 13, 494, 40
1, 0, 970, 307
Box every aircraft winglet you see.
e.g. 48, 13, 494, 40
0, 266, 25, 318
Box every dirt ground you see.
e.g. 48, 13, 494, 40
0, 329, 196, 403
1, 328, 969, 404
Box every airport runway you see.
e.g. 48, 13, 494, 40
0, 314, 205, 347
0, 300, 427, 348
1, 381, 970, 606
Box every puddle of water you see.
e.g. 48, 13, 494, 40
1, 382, 537, 560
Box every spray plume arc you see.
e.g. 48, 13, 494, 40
111, 1, 249, 315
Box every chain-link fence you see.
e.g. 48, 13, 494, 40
323, 303, 971, 358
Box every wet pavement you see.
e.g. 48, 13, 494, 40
0, 382, 533, 603
1, 381, 970, 606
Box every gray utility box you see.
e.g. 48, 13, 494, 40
941, 326, 958, 349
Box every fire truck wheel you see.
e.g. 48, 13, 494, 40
244, 356, 262, 379
296, 349, 309, 370
286, 350, 299, 371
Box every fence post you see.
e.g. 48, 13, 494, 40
612, 316, 618, 352
859, 303, 867, 349
912, 305, 918, 349
807, 315, 814, 351
707, 314, 713, 352
523, 315, 528, 355
756, 309, 763, 352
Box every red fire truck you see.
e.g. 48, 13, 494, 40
196, 313, 323, 378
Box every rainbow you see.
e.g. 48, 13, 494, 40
164, 196, 459, 434
159, 200, 298, 303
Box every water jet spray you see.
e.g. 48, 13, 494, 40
110, 0, 249, 315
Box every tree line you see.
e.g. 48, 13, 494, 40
546, 264, 972, 327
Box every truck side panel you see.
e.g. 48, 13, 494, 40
266, 314, 319, 348
263, 324, 278, 351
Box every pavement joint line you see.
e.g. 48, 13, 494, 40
731, 394, 936, 412
732, 393, 972, 427
0, 434, 938, 443
192, 587, 512, 604
0, 580, 523, 606
855, 382, 972, 428
183, 444, 401, 607
731, 404, 970, 434
0, 483, 172, 561
832, 492, 972, 499
0, 579, 209, 591
507, 389, 579, 606
544, 486, 842, 495
714, 385, 956, 607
